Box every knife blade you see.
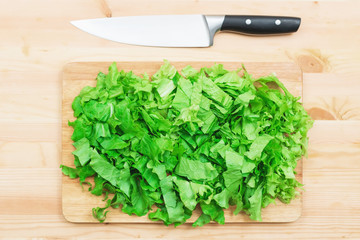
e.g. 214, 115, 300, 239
71, 15, 301, 47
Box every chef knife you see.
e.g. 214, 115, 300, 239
71, 15, 301, 47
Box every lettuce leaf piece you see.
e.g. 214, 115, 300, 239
160, 176, 185, 223
89, 149, 121, 187
68, 117, 92, 142
173, 177, 197, 211
72, 138, 91, 166
148, 207, 171, 226
223, 169, 242, 194
98, 135, 129, 150
78, 164, 95, 182
225, 149, 244, 171
175, 158, 218, 181
192, 213, 211, 227
83, 100, 111, 122
92, 199, 111, 223
201, 73, 233, 110
91, 175, 107, 196
60, 165, 78, 179
214, 189, 231, 209
200, 201, 225, 224
93, 123, 111, 139
245, 134, 274, 160
139, 134, 160, 161
72, 96, 83, 117
248, 185, 263, 221
172, 87, 190, 111
156, 78, 176, 99
234, 91, 256, 105
125, 176, 152, 216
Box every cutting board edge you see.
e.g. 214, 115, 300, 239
62, 60, 302, 72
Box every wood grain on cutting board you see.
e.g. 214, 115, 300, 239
62, 61, 302, 223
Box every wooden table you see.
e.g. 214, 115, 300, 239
1, 0, 359, 239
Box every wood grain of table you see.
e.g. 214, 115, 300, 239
1, 0, 360, 239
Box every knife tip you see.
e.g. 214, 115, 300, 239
70, 20, 83, 29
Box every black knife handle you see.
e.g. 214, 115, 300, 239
220, 15, 301, 34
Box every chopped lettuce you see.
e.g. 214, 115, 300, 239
61, 61, 313, 226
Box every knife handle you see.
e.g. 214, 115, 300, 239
220, 15, 301, 34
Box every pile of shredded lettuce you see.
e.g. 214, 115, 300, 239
61, 61, 313, 226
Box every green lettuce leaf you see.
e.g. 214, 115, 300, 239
175, 158, 219, 181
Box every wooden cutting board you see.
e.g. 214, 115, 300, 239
62, 61, 303, 223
